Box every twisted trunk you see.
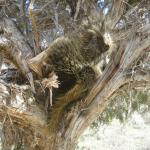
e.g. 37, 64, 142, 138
0, 1, 150, 149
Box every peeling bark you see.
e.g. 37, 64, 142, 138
0, 0, 150, 150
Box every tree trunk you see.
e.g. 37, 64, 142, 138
0, 1, 149, 150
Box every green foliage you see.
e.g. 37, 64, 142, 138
91, 89, 150, 128
128, 0, 140, 5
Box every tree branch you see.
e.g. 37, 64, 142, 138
29, 0, 41, 55
64, 24, 150, 141
0, 18, 36, 92
1, 18, 34, 58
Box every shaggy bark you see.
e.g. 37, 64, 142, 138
0, 0, 150, 150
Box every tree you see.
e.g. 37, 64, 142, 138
0, 0, 149, 149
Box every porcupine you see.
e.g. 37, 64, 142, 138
29, 24, 109, 133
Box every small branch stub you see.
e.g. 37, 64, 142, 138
42, 72, 59, 107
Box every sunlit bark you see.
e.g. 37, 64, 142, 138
0, 0, 149, 149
